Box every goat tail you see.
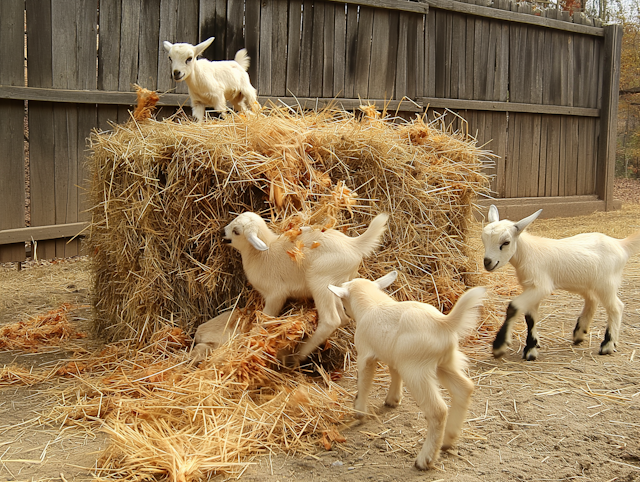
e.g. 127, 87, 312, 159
620, 229, 640, 257
234, 49, 250, 71
444, 287, 486, 338
352, 213, 390, 256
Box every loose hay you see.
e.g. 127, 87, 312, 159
0, 304, 86, 351
88, 106, 492, 344
47, 320, 355, 481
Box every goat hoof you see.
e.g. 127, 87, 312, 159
523, 348, 538, 361
599, 343, 616, 355
492, 346, 507, 358
414, 458, 433, 471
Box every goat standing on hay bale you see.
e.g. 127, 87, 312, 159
482, 204, 640, 360
328, 271, 485, 470
223, 212, 389, 364
163, 37, 259, 121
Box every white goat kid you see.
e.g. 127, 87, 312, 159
329, 271, 485, 470
223, 212, 389, 363
482, 204, 640, 360
191, 310, 241, 363
163, 37, 258, 121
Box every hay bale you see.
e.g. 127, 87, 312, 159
88, 107, 491, 344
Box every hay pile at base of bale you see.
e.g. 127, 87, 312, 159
88, 106, 491, 346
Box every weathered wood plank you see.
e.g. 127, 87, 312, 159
323, 2, 336, 98
212, 0, 227, 60
226, 0, 245, 59
426, 5, 436, 97
270, 0, 288, 97
424, 0, 602, 36
26, 0, 56, 248
464, 12, 475, 100
286, 0, 303, 95
138, 0, 161, 89
596, 25, 621, 209
118, 0, 142, 95
259, 0, 274, 95
333, 2, 347, 97
576, 116, 588, 195
344, 3, 358, 98
395, 13, 409, 99
434, 10, 446, 97
0, 0, 24, 243
537, 115, 549, 197
245, 0, 261, 90
51, 0, 82, 256
406, 13, 418, 98
450, 13, 465, 98
354, 6, 374, 98
158, 0, 179, 93
477, 196, 608, 220
309, 1, 326, 97
368, 9, 393, 99
415, 13, 426, 98
0, 222, 89, 245
546, 115, 561, 197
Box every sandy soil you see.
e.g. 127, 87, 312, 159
1, 197, 640, 482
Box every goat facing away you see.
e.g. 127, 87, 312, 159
163, 37, 258, 121
482, 204, 640, 361
223, 212, 389, 364
329, 271, 486, 470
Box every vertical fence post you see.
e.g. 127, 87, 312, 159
596, 24, 622, 210
0, 0, 26, 263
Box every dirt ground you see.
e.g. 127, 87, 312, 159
2, 182, 640, 481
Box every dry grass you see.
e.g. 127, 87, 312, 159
88, 106, 492, 344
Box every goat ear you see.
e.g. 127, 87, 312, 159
246, 232, 268, 251
163, 41, 173, 52
488, 204, 500, 223
328, 284, 348, 299
513, 209, 542, 233
374, 271, 398, 290
195, 37, 215, 56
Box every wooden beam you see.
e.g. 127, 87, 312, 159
0, 85, 190, 106
325, 0, 428, 14
596, 24, 623, 211
1, 85, 601, 117
0, 222, 89, 245
476, 195, 620, 221
419, 97, 600, 117
424, 0, 603, 36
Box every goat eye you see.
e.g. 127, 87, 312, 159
186, 56, 193, 63
500, 241, 510, 250
168, 56, 172, 62
232, 228, 240, 236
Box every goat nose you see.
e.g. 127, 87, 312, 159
173, 70, 180, 79
483, 258, 492, 270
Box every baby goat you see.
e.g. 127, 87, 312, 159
329, 271, 485, 470
223, 212, 389, 363
191, 310, 241, 363
163, 37, 258, 121
482, 204, 640, 360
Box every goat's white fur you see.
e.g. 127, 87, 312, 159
482, 204, 640, 360
329, 271, 485, 470
224, 212, 389, 362
190, 310, 241, 363
163, 37, 258, 121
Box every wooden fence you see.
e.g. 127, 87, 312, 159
0, 0, 622, 262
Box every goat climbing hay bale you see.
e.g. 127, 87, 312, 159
88, 106, 492, 345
